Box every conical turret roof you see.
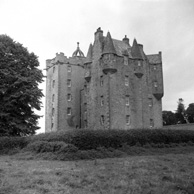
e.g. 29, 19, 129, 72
85, 43, 93, 63
131, 39, 143, 59
102, 32, 116, 55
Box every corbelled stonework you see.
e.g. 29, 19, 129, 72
45, 27, 164, 132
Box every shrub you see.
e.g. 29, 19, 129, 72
25, 141, 78, 153
0, 136, 29, 154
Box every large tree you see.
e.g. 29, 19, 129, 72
186, 103, 194, 123
0, 35, 44, 136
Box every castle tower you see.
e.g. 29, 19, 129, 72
45, 27, 164, 132
45, 45, 85, 132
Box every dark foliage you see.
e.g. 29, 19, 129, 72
0, 136, 29, 154
0, 35, 44, 136
175, 98, 187, 124
186, 103, 194, 123
163, 111, 177, 125
30, 129, 194, 150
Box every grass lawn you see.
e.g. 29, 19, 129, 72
1, 149, 194, 194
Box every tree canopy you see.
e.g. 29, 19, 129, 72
162, 111, 177, 126
186, 103, 194, 123
175, 98, 187, 124
0, 35, 44, 136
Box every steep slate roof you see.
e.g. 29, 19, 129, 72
85, 43, 93, 63
112, 39, 132, 58
102, 32, 117, 55
147, 54, 161, 64
131, 39, 144, 59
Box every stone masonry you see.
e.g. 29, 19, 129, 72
45, 27, 164, 132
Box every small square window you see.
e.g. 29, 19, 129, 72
67, 94, 71, 101
100, 76, 103, 86
101, 115, 105, 125
154, 81, 158, 88
126, 96, 129, 106
67, 65, 71, 72
101, 96, 104, 106
84, 120, 88, 128
52, 80, 55, 88
52, 108, 55, 116
125, 76, 129, 86
67, 107, 71, 115
126, 115, 130, 125
67, 79, 71, 87
150, 119, 154, 128
148, 98, 153, 107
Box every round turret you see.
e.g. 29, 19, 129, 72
101, 32, 117, 74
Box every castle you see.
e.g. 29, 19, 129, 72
45, 27, 164, 132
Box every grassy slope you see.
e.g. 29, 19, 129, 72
1, 149, 194, 194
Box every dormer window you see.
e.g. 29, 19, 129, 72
124, 56, 128, 65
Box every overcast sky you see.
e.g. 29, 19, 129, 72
0, 0, 194, 133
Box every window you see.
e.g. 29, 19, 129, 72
84, 120, 88, 128
84, 85, 87, 94
101, 115, 105, 125
53, 66, 55, 73
67, 65, 71, 72
124, 56, 128, 65
67, 79, 71, 87
138, 61, 141, 67
126, 96, 129, 106
67, 107, 71, 115
52, 94, 55, 102
154, 81, 158, 88
126, 115, 130, 125
101, 96, 104, 106
100, 76, 103, 86
150, 119, 154, 128
148, 98, 153, 107
67, 94, 71, 101
52, 80, 55, 88
153, 65, 157, 70
52, 108, 55, 116
125, 76, 129, 86
51, 122, 54, 129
